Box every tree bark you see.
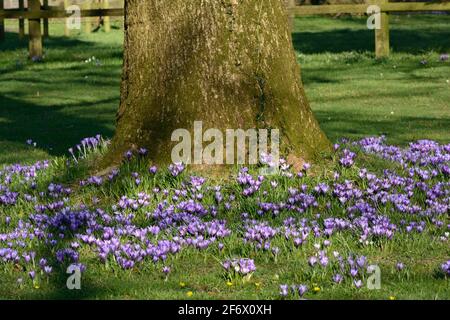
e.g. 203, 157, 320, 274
106, 0, 331, 169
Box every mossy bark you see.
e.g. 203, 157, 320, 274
106, 0, 331, 168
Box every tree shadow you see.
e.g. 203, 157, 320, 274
0, 31, 121, 163
0, 31, 123, 75
315, 109, 450, 144
0, 94, 115, 157
0, 28, 122, 52
292, 22, 450, 54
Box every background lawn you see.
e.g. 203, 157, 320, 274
0, 14, 449, 300
0, 14, 449, 165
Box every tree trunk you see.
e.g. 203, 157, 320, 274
106, 0, 331, 169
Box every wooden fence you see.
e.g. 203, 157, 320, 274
0, 0, 449, 59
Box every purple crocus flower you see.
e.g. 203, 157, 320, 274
353, 279, 363, 288
308, 256, 317, 267
168, 163, 185, 177
138, 148, 148, 156
298, 285, 308, 297
333, 274, 343, 284
272, 247, 280, 256
280, 284, 289, 297
396, 262, 405, 271
441, 260, 450, 276
319, 255, 329, 267
124, 150, 133, 160
356, 256, 367, 268
339, 149, 356, 167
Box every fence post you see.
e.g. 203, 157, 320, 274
19, 0, 25, 39
84, 1, 92, 34
375, 0, 390, 58
94, 0, 101, 30
43, 0, 49, 38
0, 0, 4, 42
103, 0, 111, 33
28, 0, 43, 59
64, 0, 70, 36
285, 0, 296, 31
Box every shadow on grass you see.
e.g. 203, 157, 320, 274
293, 28, 450, 54
1, 19, 449, 162
0, 32, 119, 161
315, 110, 450, 144
0, 29, 122, 53
0, 31, 123, 75
0, 95, 114, 157
22, 228, 111, 300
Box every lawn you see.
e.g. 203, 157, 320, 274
0, 15, 449, 300
0, 15, 449, 165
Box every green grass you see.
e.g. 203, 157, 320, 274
0, 20, 123, 165
0, 15, 449, 300
293, 15, 450, 145
0, 15, 449, 165
0, 141, 448, 300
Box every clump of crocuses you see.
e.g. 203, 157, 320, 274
339, 149, 356, 167
222, 258, 256, 280
279, 284, 308, 299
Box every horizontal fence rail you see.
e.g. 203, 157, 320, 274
1, 3, 450, 19
290, 2, 450, 15
0, 8, 124, 19
0, 1, 449, 59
